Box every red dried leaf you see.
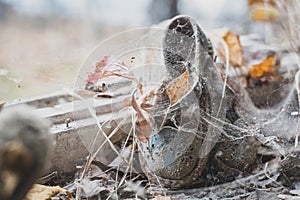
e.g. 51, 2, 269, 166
95, 56, 110, 73
86, 56, 143, 94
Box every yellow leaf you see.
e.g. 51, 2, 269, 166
248, 55, 279, 78
26, 184, 73, 200
218, 31, 244, 68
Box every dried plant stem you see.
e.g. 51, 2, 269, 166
295, 70, 300, 147
65, 89, 136, 199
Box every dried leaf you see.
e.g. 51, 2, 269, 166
141, 89, 155, 105
249, 0, 280, 22
220, 31, 244, 67
131, 92, 154, 143
123, 181, 145, 198
86, 56, 143, 94
75, 178, 108, 198
166, 69, 191, 105
85, 163, 110, 181
248, 55, 279, 79
26, 184, 73, 200
95, 56, 110, 72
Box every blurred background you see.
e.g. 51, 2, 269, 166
0, 0, 275, 101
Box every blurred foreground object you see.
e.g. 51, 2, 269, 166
0, 105, 51, 200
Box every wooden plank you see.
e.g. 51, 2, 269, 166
5, 87, 133, 175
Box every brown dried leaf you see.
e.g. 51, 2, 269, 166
248, 55, 279, 79
84, 163, 110, 182
220, 31, 244, 68
166, 70, 191, 105
131, 93, 154, 143
141, 89, 155, 105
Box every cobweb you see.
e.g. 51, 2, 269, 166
71, 23, 229, 184
71, 13, 300, 198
